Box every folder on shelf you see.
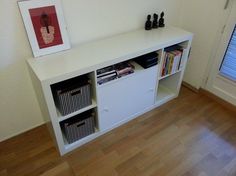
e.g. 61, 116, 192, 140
134, 52, 158, 69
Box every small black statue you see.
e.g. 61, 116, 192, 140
159, 12, 165, 27
152, 13, 158, 29
145, 15, 152, 30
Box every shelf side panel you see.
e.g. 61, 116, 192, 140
27, 64, 51, 123
27, 63, 59, 150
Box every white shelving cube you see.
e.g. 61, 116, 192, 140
27, 26, 193, 155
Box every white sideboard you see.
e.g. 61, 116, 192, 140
27, 26, 193, 155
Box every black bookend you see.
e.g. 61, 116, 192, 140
145, 15, 152, 30
159, 12, 165, 27
152, 13, 158, 29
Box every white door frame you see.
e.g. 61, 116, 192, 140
205, 0, 236, 105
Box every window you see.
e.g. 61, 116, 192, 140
220, 24, 236, 81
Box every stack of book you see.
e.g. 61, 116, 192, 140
115, 62, 134, 78
161, 45, 184, 77
97, 65, 117, 85
97, 62, 135, 85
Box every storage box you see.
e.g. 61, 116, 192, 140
61, 111, 95, 144
134, 52, 158, 69
52, 76, 92, 116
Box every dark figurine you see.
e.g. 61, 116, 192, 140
159, 12, 165, 27
145, 15, 152, 30
152, 13, 158, 29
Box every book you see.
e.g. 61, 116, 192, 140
170, 50, 181, 73
97, 71, 117, 78
177, 48, 184, 70
117, 67, 134, 76
161, 52, 167, 76
97, 72, 117, 82
97, 65, 115, 75
164, 53, 169, 76
97, 75, 117, 85
178, 49, 185, 70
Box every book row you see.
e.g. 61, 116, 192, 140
96, 61, 135, 85
161, 46, 184, 77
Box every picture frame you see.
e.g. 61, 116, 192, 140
18, 0, 70, 57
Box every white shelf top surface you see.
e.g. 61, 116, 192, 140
27, 26, 193, 84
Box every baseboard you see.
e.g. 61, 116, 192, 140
182, 81, 199, 93
0, 122, 46, 142
199, 88, 236, 113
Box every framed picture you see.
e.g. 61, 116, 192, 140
18, 0, 70, 57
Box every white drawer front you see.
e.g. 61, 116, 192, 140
97, 66, 157, 131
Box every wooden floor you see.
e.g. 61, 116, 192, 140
1, 87, 236, 176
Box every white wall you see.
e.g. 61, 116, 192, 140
0, 0, 44, 141
63, 0, 183, 44
179, 0, 230, 89
0, 0, 183, 141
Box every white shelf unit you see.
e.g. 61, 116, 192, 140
27, 26, 193, 155
156, 41, 190, 106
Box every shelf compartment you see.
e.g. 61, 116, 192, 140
97, 61, 157, 88
51, 74, 93, 116
156, 85, 176, 105
156, 71, 182, 105
63, 128, 99, 151
159, 41, 189, 80
58, 99, 97, 122
60, 110, 97, 145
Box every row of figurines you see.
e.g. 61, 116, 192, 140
145, 12, 165, 30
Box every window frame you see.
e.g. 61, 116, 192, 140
219, 24, 236, 82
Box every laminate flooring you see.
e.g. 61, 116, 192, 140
1, 87, 236, 176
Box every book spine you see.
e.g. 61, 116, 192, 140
180, 49, 187, 69
97, 72, 117, 81
97, 75, 117, 85
164, 53, 169, 76
175, 51, 181, 72
97, 71, 116, 78
171, 51, 180, 73
161, 52, 166, 76
166, 53, 171, 75
169, 53, 174, 74
177, 49, 184, 70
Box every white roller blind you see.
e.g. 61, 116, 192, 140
220, 25, 236, 81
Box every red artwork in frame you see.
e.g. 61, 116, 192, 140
18, 0, 70, 57
29, 6, 63, 49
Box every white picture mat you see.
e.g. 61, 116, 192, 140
18, 0, 70, 57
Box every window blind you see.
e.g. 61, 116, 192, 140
220, 24, 236, 81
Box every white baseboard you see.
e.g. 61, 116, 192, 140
0, 122, 46, 142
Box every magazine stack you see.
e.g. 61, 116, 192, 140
97, 61, 135, 85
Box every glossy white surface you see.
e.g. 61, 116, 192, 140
98, 65, 157, 131
28, 26, 192, 84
